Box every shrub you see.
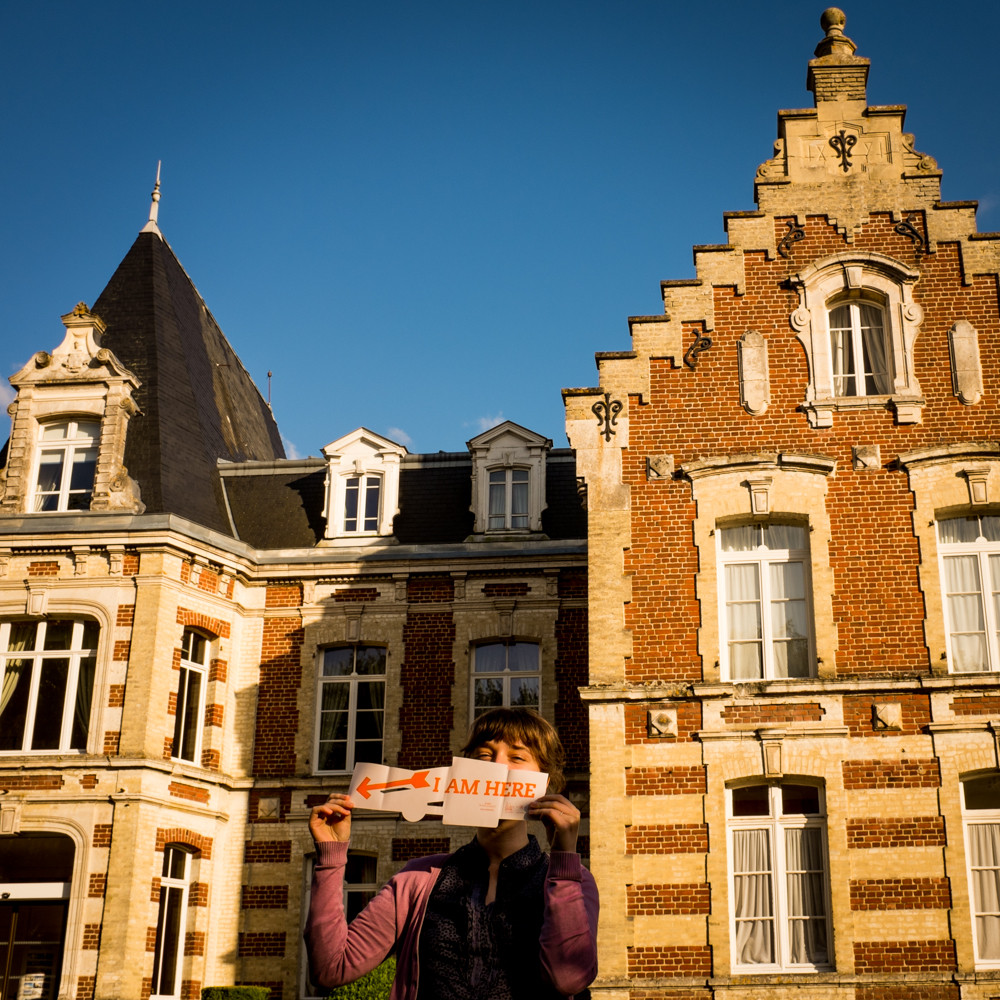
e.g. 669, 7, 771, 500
327, 957, 396, 999
202, 988, 271, 1000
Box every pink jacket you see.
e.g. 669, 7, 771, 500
305, 839, 599, 1000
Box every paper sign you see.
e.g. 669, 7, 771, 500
348, 758, 548, 827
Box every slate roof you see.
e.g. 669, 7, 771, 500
220, 451, 585, 549
92, 231, 284, 534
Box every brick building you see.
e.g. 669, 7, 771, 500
564, 9, 1000, 1000
0, 186, 588, 998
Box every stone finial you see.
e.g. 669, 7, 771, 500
814, 8, 856, 58
140, 161, 162, 236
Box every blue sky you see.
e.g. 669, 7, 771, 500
3, 1, 998, 458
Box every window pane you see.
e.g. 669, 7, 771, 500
945, 555, 989, 672
363, 477, 380, 531
318, 741, 347, 772
984, 517, 1000, 543
785, 828, 828, 963
474, 644, 506, 673
940, 516, 982, 544
510, 676, 539, 708
765, 524, 806, 551
8, 622, 37, 652
507, 642, 538, 671
319, 684, 349, 738
721, 525, 759, 553
732, 828, 774, 965
68, 448, 97, 490
71, 654, 96, 749
965, 776, 1000, 811
152, 886, 184, 994
31, 659, 69, 750
173, 668, 202, 762
354, 646, 386, 676
184, 630, 207, 664
35, 452, 63, 493
969, 823, 1000, 960
40, 424, 68, 441
769, 562, 804, 601
355, 681, 384, 713
732, 785, 770, 817
322, 648, 354, 676
345, 853, 378, 883
474, 677, 503, 711
344, 477, 359, 531
0, 659, 33, 750
43, 620, 74, 651
781, 784, 820, 815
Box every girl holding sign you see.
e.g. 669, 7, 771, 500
305, 707, 599, 999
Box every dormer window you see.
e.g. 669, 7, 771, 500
321, 429, 406, 544
828, 296, 890, 396
344, 474, 382, 533
468, 421, 550, 537
33, 419, 100, 512
489, 467, 529, 530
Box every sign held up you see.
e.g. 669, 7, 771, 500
348, 757, 549, 826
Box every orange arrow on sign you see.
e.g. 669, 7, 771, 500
356, 770, 431, 800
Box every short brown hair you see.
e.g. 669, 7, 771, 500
461, 707, 566, 793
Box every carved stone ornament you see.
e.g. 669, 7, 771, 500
964, 467, 991, 506
738, 330, 770, 415
949, 320, 983, 406
647, 708, 677, 739
646, 455, 674, 480
745, 476, 772, 515
852, 445, 881, 471
592, 393, 623, 442
872, 702, 902, 731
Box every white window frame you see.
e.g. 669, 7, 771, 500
717, 523, 815, 681
828, 295, 891, 397
487, 467, 530, 531
30, 418, 100, 513
342, 473, 382, 534
963, 774, 1000, 967
151, 845, 193, 999
470, 640, 541, 719
938, 514, 1000, 674
0, 619, 99, 753
727, 783, 832, 973
171, 629, 210, 764
314, 646, 387, 774
788, 251, 923, 427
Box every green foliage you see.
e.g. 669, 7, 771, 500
327, 957, 397, 999
201, 988, 271, 1000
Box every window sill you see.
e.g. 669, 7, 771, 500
803, 394, 925, 428
466, 531, 549, 543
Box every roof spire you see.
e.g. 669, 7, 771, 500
140, 161, 162, 236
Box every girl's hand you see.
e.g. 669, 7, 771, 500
309, 793, 354, 844
527, 793, 580, 853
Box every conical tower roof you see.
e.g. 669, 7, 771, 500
92, 198, 284, 535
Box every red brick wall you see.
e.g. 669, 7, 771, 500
244, 841, 291, 864
625, 702, 702, 743
843, 758, 941, 789
850, 877, 951, 910
855, 986, 959, 1000
853, 939, 955, 972
399, 576, 455, 768
238, 932, 286, 957
392, 837, 450, 861
625, 766, 706, 795
846, 816, 945, 849
627, 883, 710, 915
625, 824, 708, 854
843, 693, 931, 736
241, 885, 289, 909
253, 593, 303, 777
721, 702, 824, 725
626, 946, 712, 977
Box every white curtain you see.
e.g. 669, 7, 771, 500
829, 305, 854, 395
769, 562, 808, 678
944, 555, 989, 672
726, 564, 762, 679
859, 303, 891, 393
785, 828, 828, 963
969, 823, 1000, 960
733, 828, 773, 964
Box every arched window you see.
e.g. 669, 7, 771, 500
171, 630, 210, 764
938, 514, 1000, 673
827, 295, 891, 396
727, 782, 831, 972
32, 419, 100, 512
151, 846, 195, 999
0, 619, 98, 752
471, 641, 540, 718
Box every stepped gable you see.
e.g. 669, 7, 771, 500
579, 7, 1000, 419
92, 230, 284, 534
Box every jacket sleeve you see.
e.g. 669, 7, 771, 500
539, 851, 600, 996
304, 840, 400, 988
